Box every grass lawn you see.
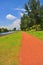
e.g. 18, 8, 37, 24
27, 31, 43, 40
0, 31, 22, 65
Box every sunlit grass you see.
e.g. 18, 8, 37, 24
0, 31, 22, 65
27, 31, 43, 40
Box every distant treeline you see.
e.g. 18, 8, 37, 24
0, 27, 16, 33
0, 28, 9, 33
20, 0, 43, 31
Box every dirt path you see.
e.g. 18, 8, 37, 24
19, 32, 43, 65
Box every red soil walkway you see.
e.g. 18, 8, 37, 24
19, 32, 43, 65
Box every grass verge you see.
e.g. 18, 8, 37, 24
26, 31, 43, 40
0, 31, 22, 65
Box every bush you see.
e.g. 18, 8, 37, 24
32, 25, 36, 29
31, 25, 41, 31
35, 25, 41, 31
41, 25, 43, 30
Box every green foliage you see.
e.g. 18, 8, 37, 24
0, 28, 9, 33
4, 28, 9, 32
21, 14, 29, 31
21, 0, 43, 31
32, 25, 41, 31
0, 28, 1, 33
40, 5, 43, 30
1, 28, 5, 32
27, 31, 43, 40
13, 28, 16, 31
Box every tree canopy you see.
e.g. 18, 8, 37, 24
21, 0, 43, 31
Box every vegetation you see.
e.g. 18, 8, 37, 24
27, 31, 43, 40
20, 0, 43, 31
13, 28, 16, 31
0, 28, 9, 33
0, 31, 21, 65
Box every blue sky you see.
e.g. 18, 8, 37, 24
0, 0, 43, 29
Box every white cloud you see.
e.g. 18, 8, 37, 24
14, 8, 26, 11
20, 12, 24, 17
0, 19, 21, 30
7, 19, 21, 30
6, 14, 17, 20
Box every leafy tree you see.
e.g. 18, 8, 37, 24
21, 14, 28, 31
4, 28, 9, 32
21, 0, 43, 31
40, 5, 43, 30
21, 14, 34, 31
0, 28, 9, 33
0, 28, 1, 33
1, 28, 5, 32
13, 28, 16, 31
25, 0, 40, 25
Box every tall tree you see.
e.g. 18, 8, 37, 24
21, 0, 43, 31
0, 28, 1, 33
21, 14, 31, 31
25, 0, 40, 25
40, 5, 43, 30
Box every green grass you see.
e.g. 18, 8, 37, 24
27, 31, 43, 40
0, 31, 22, 65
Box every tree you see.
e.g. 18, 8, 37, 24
21, 14, 27, 31
40, 5, 43, 30
25, 0, 40, 25
21, 14, 33, 31
1, 28, 5, 32
13, 28, 16, 31
21, 0, 43, 31
0, 28, 9, 33
21, 14, 28, 31
0, 28, 1, 33
4, 28, 9, 32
